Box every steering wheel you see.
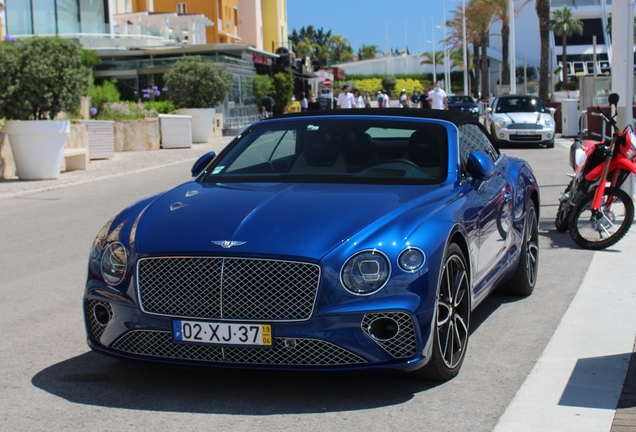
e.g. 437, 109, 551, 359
383, 159, 422, 169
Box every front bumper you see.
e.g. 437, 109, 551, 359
83, 295, 434, 373
494, 127, 555, 143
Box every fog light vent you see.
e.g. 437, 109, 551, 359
85, 299, 113, 341
361, 312, 417, 359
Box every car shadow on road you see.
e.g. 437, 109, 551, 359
31, 351, 442, 414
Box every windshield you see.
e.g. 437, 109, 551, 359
202, 119, 448, 185
495, 97, 547, 113
448, 96, 475, 104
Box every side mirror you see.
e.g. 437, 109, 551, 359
466, 151, 495, 180
484, 107, 492, 115
191, 151, 216, 177
547, 107, 556, 117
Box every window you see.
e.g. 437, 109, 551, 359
458, 124, 499, 170
176, 3, 186, 14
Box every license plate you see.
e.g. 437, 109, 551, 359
173, 320, 272, 346
515, 130, 537, 135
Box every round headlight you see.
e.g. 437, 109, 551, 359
101, 242, 128, 285
544, 116, 555, 128
398, 247, 426, 271
495, 118, 506, 128
341, 250, 390, 294
89, 238, 103, 261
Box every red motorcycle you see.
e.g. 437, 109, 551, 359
555, 93, 636, 250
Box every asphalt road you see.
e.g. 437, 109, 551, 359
0, 139, 596, 431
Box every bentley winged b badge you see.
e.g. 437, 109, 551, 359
212, 240, 247, 249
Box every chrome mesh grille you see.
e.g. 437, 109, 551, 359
138, 257, 320, 321
85, 299, 113, 341
361, 312, 418, 359
111, 330, 366, 366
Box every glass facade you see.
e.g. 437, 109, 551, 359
5, 0, 103, 36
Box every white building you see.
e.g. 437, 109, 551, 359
238, 0, 264, 51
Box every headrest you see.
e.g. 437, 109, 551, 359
341, 132, 373, 165
304, 133, 339, 166
408, 129, 441, 166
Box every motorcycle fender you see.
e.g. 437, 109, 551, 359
584, 155, 636, 181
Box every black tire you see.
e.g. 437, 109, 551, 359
411, 244, 470, 381
544, 139, 555, 148
490, 125, 505, 148
568, 187, 634, 250
555, 180, 574, 233
499, 201, 539, 296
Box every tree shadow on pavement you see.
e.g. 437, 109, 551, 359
32, 351, 442, 414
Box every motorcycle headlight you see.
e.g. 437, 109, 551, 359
101, 242, 129, 285
543, 116, 555, 128
627, 130, 636, 160
495, 118, 506, 128
341, 250, 391, 294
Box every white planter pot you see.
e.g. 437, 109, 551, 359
177, 108, 215, 143
5, 120, 70, 180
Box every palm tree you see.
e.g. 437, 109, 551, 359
476, 0, 531, 86
328, 35, 353, 64
551, 6, 584, 90
358, 44, 383, 60
536, 0, 551, 101
466, 0, 494, 98
293, 37, 318, 57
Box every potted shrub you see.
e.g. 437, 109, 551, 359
0, 37, 91, 180
164, 56, 233, 143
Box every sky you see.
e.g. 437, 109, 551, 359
287, 0, 463, 56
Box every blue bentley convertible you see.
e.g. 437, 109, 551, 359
84, 109, 539, 381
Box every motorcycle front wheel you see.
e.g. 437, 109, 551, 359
568, 187, 634, 250
555, 179, 574, 233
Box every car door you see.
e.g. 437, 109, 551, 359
458, 124, 511, 289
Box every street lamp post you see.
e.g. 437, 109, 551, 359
431, 18, 436, 83
442, 0, 450, 94
462, 0, 468, 96
509, 0, 517, 94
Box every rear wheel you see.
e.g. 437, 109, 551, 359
412, 244, 470, 381
499, 201, 539, 296
568, 187, 634, 250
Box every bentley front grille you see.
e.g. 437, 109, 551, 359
111, 330, 366, 366
361, 312, 418, 359
138, 257, 320, 321
85, 298, 113, 341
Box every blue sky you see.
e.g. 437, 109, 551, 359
287, 0, 461, 55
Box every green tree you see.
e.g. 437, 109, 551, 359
253, 74, 275, 106
328, 35, 354, 64
551, 6, 584, 90
164, 56, 233, 109
0, 37, 91, 120
272, 72, 294, 115
357, 44, 382, 60
381, 75, 397, 92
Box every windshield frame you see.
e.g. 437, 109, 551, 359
494, 96, 548, 114
200, 116, 453, 186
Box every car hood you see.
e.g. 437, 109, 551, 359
135, 181, 443, 260
449, 103, 478, 110
494, 112, 547, 124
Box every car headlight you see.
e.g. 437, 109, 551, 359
398, 247, 426, 271
341, 250, 391, 294
101, 242, 129, 285
470, 107, 480, 113
543, 116, 555, 128
495, 118, 506, 128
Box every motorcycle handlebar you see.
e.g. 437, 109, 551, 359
596, 106, 618, 130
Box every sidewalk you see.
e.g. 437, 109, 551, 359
0, 135, 235, 200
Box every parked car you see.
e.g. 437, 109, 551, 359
84, 109, 540, 381
447, 95, 480, 117
485, 95, 556, 148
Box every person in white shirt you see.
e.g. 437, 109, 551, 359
337, 85, 356, 109
353, 89, 365, 108
428, 81, 448, 110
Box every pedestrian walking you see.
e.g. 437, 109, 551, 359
299, 92, 309, 112
428, 81, 448, 110
307, 93, 322, 111
364, 93, 371, 108
421, 86, 431, 109
259, 105, 270, 120
398, 88, 409, 108
353, 89, 365, 108
411, 90, 420, 108
337, 85, 355, 109
284, 94, 301, 114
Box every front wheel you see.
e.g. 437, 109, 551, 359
555, 179, 574, 232
568, 187, 634, 250
411, 244, 471, 381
